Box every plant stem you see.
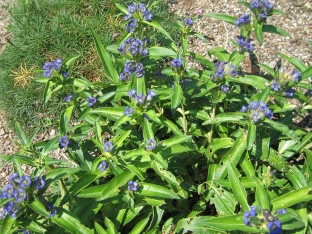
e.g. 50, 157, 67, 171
207, 103, 216, 143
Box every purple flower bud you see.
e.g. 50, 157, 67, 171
124, 106, 134, 117
128, 181, 138, 192
98, 160, 108, 172
147, 139, 157, 150
172, 58, 182, 67
58, 135, 69, 148
184, 18, 193, 26
103, 142, 114, 152
87, 97, 97, 107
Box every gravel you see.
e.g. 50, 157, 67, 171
0, 0, 312, 184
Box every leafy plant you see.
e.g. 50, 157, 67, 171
1, 0, 312, 233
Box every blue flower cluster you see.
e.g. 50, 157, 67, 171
221, 84, 230, 93
59, 135, 69, 148
237, 36, 254, 52
98, 160, 108, 172
128, 89, 156, 106
240, 101, 273, 122
0, 173, 45, 218
211, 61, 238, 82
271, 81, 281, 91
235, 13, 250, 26
124, 106, 134, 117
87, 97, 97, 107
64, 93, 73, 103
103, 141, 114, 152
172, 58, 183, 68
128, 181, 138, 192
184, 18, 193, 27
244, 207, 285, 234
124, 3, 153, 32
42, 58, 62, 78
120, 61, 145, 81
147, 138, 157, 150
118, 38, 149, 57
251, 0, 274, 21
42, 58, 69, 79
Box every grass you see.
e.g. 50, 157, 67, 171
0, 0, 177, 134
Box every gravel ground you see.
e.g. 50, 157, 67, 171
0, 0, 312, 184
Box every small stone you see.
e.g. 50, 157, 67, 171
4, 141, 10, 147
49, 129, 56, 136
0, 128, 4, 135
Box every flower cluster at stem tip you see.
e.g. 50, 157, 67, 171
250, 0, 274, 21
128, 89, 156, 107
270, 67, 301, 95
124, 3, 153, 32
120, 61, 145, 80
235, 13, 250, 26
244, 206, 286, 234
103, 141, 114, 152
240, 101, 273, 123
42, 58, 69, 78
118, 37, 149, 57
98, 160, 108, 172
184, 18, 193, 27
172, 58, 182, 68
59, 135, 69, 148
128, 181, 138, 192
0, 173, 46, 218
237, 36, 254, 53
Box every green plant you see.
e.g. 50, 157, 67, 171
1, 0, 312, 233
0, 0, 176, 133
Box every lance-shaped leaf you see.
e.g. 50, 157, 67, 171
227, 75, 267, 89
61, 171, 104, 205
271, 186, 312, 210
28, 198, 50, 217
96, 170, 135, 202
210, 186, 237, 216
171, 82, 183, 113
263, 119, 300, 143
208, 47, 230, 61
202, 112, 245, 125
0, 215, 16, 234
161, 135, 192, 148
89, 25, 119, 84
130, 216, 150, 234
262, 25, 291, 37
254, 19, 263, 45
136, 182, 180, 200
175, 214, 261, 233
142, 21, 173, 41
90, 107, 124, 121
204, 13, 237, 25
286, 166, 307, 189
151, 161, 179, 187
278, 53, 308, 72
252, 176, 270, 210
52, 207, 92, 234
149, 46, 177, 58
247, 124, 257, 151
302, 66, 312, 80
227, 162, 249, 211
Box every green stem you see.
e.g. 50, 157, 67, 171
207, 103, 216, 143
180, 101, 188, 135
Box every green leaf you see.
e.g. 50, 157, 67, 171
60, 109, 72, 134
176, 215, 264, 233
142, 21, 173, 41
247, 124, 256, 150
61, 171, 104, 205
28, 198, 50, 217
208, 47, 230, 61
89, 25, 120, 84
237, 1, 252, 11
43, 168, 81, 191
130, 217, 150, 234
202, 112, 245, 125
43, 80, 53, 103
151, 161, 179, 187
52, 207, 92, 234
253, 177, 270, 210
227, 162, 249, 212
302, 66, 312, 79
95, 222, 108, 234
161, 135, 192, 148
262, 25, 291, 37
171, 82, 183, 113
149, 46, 177, 58
204, 13, 237, 25
286, 166, 307, 189
96, 170, 135, 202
210, 186, 237, 216
115, 3, 128, 14
239, 152, 256, 177
271, 186, 312, 210
42, 136, 60, 156
15, 122, 27, 145
90, 107, 124, 121
137, 182, 180, 200
278, 53, 308, 72
227, 75, 268, 89
263, 119, 300, 143
0, 215, 16, 234
254, 19, 263, 46
0, 154, 35, 166
258, 63, 275, 77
